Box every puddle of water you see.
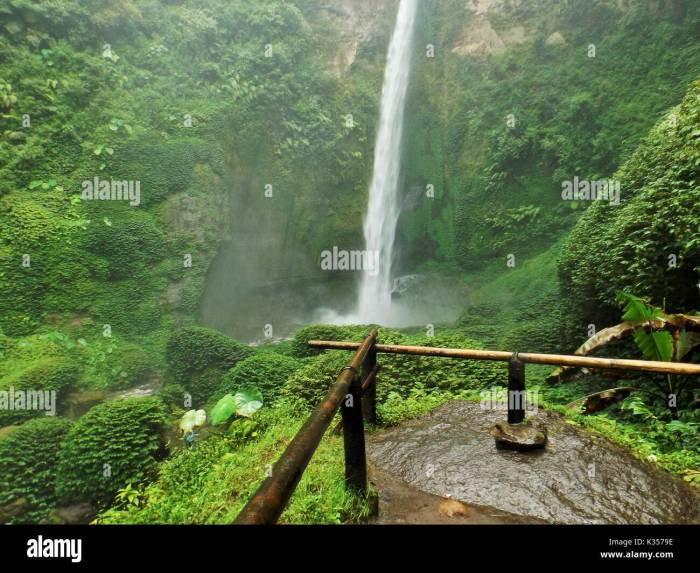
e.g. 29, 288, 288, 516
368, 401, 700, 524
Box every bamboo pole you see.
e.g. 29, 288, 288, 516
307, 340, 700, 376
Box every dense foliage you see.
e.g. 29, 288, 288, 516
0, 355, 80, 425
0, 416, 73, 523
96, 405, 370, 524
1, 0, 699, 527
166, 326, 253, 405
284, 325, 505, 409
0, 0, 393, 344
212, 353, 303, 406
55, 397, 167, 504
559, 80, 700, 344
401, 0, 700, 270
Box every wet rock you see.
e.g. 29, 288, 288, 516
490, 419, 547, 451
369, 464, 539, 524
391, 274, 423, 299
0, 498, 30, 523
43, 503, 96, 525
368, 401, 700, 524
62, 390, 106, 420
106, 380, 160, 401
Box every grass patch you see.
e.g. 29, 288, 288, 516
96, 403, 371, 524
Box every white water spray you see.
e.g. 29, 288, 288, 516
355, 0, 418, 324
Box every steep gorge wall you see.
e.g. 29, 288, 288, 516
397, 0, 700, 273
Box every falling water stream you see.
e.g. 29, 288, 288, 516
355, 0, 418, 324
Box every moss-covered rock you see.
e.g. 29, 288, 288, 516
166, 327, 253, 405
0, 356, 81, 425
103, 343, 153, 390
213, 353, 303, 406
0, 417, 73, 523
56, 397, 167, 504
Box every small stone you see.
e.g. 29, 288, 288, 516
490, 419, 547, 451
438, 498, 470, 518
42, 502, 96, 525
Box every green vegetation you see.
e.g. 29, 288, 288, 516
538, 386, 700, 486
0, 355, 80, 425
403, 0, 700, 271
282, 349, 354, 408
166, 326, 253, 405
0, 0, 698, 527
0, 416, 73, 523
559, 80, 700, 345
102, 342, 153, 390
96, 404, 370, 525
55, 397, 167, 505
211, 353, 302, 406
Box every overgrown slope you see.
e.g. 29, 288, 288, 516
399, 0, 700, 271
559, 78, 700, 343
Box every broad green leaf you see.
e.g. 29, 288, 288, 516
179, 409, 206, 433
234, 387, 263, 417
210, 394, 237, 425
617, 291, 662, 322
633, 329, 673, 362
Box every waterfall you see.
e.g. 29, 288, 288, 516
356, 0, 418, 324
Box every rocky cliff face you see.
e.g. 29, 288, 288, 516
322, 0, 399, 75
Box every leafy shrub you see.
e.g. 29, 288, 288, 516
500, 320, 561, 355
166, 327, 253, 405
110, 138, 212, 205
0, 417, 73, 523
158, 383, 187, 408
212, 353, 302, 405
0, 193, 94, 335
377, 385, 457, 427
559, 80, 700, 343
284, 328, 504, 409
0, 356, 81, 425
290, 324, 375, 358
56, 397, 167, 504
377, 332, 506, 400
103, 343, 153, 390
83, 211, 165, 279
96, 405, 369, 525
281, 350, 349, 408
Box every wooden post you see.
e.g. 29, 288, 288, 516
508, 355, 525, 424
361, 344, 377, 425
341, 370, 367, 494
